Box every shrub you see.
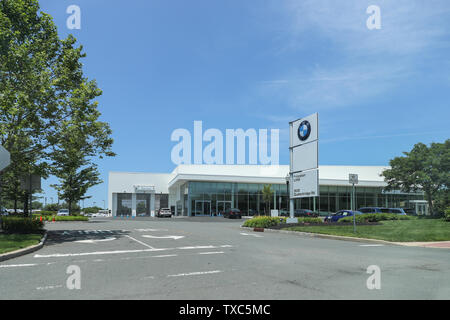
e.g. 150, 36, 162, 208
32, 211, 56, 217
297, 217, 323, 224
339, 213, 411, 223
444, 207, 450, 222
0, 217, 44, 234
243, 216, 286, 228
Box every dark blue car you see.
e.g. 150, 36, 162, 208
325, 210, 362, 222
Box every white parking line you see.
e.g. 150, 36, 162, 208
0, 263, 38, 268
240, 232, 263, 238
153, 254, 178, 258
125, 235, 155, 249
142, 235, 184, 240
167, 270, 222, 277
33, 245, 234, 258
198, 251, 224, 255
36, 285, 63, 290
75, 237, 116, 244
359, 244, 384, 247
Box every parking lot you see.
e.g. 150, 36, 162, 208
1, 217, 449, 299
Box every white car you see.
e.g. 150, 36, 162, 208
57, 209, 70, 216
157, 208, 172, 218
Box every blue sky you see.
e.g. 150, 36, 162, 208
36, 0, 450, 208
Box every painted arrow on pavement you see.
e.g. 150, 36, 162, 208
142, 235, 185, 240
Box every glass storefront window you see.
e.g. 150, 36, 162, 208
136, 194, 150, 216
184, 182, 423, 217
117, 193, 132, 216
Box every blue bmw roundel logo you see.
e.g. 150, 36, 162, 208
297, 120, 311, 141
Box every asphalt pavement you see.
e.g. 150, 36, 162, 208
0, 216, 449, 299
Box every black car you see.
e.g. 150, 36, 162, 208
294, 209, 318, 217
223, 208, 242, 219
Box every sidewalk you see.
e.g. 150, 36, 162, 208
394, 241, 450, 249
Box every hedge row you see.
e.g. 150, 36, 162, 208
242, 216, 323, 228
338, 213, 412, 223
0, 217, 44, 234
242, 216, 287, 228
32, 215, 89, 222
297, 217, 323, 224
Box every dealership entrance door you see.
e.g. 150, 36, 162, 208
194, 200, 211, 216
216, 201, 232, 216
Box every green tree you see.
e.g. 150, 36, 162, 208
0, 0, 60, 212
262, 184, 274, 216
49, 89, 115, 214
0, 0, 115, 214
382, 140, 450, 215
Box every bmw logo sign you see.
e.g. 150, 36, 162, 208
297, 120, 311, 141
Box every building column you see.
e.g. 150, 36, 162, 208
150, 193, 155, 217
131, 193, 136, 217
273, 189, 276, 210
112, 193, 117, 216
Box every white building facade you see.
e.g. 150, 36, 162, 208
108, 165, 426, 217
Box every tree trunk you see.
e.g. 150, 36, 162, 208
425, 190, 433, 216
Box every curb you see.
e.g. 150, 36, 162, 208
0, 231, 48, 262
240, 226, 400, 246
240, 226, 450, 248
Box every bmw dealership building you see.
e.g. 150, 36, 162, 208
108, 165, 427, 217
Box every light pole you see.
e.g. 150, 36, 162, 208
103, 200, 105, 209
286, 173, 295, 221
349, 174, 359, 233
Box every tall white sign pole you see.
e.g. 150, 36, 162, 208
289, 123, 294, 220
289, 113, 319, 224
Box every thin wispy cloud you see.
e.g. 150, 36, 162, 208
321, 130, 449, 144
256, 0, 450, 114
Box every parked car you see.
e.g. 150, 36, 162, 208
389, 208, 407, 215
223, 208, 242, 219
279, 208, 289, 217
325, 210, 362, 222
247, 209, 259, 216
358, 207, 390, 214
92, 212, 109, 217
57, 209, 70, 216
1, 207, 8, 216
157, 208, 172, 218
404, 208, 417, 216
294, 209, 318, 217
